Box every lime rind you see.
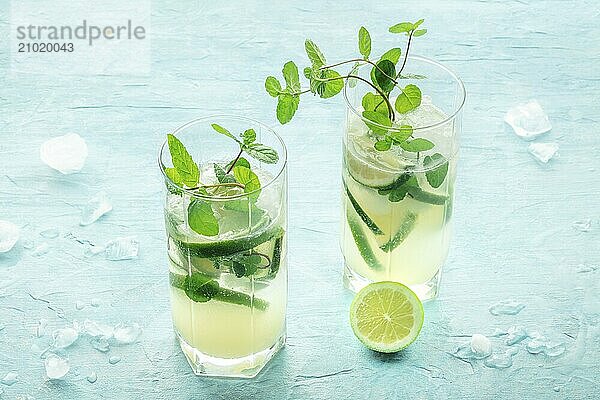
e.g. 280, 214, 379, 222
350, 281, 424, 353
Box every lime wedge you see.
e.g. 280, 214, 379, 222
346, 135, 411, 188
350, 281, 424, 353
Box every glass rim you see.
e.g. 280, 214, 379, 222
158, 115, 288, 201
342, 54, 466, 132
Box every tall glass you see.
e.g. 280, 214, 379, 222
341, 56, 465, 301
159, 116, 287, 378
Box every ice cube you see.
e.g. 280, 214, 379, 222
504, 100, 552, 140
572, 219, 592, 232
86, 371, 98, 383
453, 344, 475, 360
36, 319, 49, 337
1, 372, 18, 385
52, 327, 78, 349
526, 332, 566, 357
0, 220, 20, 253
104, 237, 139, 261
83, 319, 114, 338
84, 244, 105, 258
80, 191, 113, 226
75, 301, 86, 310
489, 300, 525, 316
505, 326, 529, 345
40, 133, 88, 174
470, 334, 492, 358
108, 356, 121, 365
90, 337, 110, 353
113, 323, 142, 344
44, 354, 70, 380
39, 229, 59, 239
528, 142, 558, 163
484, 348, 518, 369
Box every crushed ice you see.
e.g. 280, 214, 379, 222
104, 237, 139, 260
44, 354, 70, 380
0, 220, 20, 253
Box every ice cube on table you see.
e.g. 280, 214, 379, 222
86, 371, 98, 383
39, 229, 59, 239
83, 319, 114, 339
104, 237, 139, 261
528, 142, 558, 163
80, 191, 113, 226
0, 220, 20, 253
108, 356, 121, 365
1, 372, 18, 386
113, 323, 142, 344
32, 242, 50, 257
489, 300, 525, 316
44, 354, 70, 380
484, 348, 519, 369
505, 325, 529, 345
572, 219, 592, 232
52, 327, 79, 349
40, 133, 88, 174
504, 100, 552, 140
470, 334, 492, 358
90, 337, 110, 353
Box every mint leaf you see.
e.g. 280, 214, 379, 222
188, 199, 219, 236
305, 39, 326, 67
184, 273, 220, 303
413, 19, 425, 29
362, 92, 387, 114
374, 59, 396, 93
379, 48, 403, 64
395, 84, 422, 113
375, 139, 391, 151
232, 254, 263, 277
243, 143, 279, 164
241, 129, 256, 146
214, 163, 236, 184
362, 110, 391, 136
233, 165, 261, 199
282, 61, 301, 92
265, 76, 282, 97
377, 173, 412, 202
321, 69, 343, 98
165, 167, 182, 185
399, 138, 434, 152
211, 123, 238, 142
167, 134, 199, 187
276, 93, 299, 124
358, 26, 371, 59
413, 29, 427, 37
389, 22, 414, 34
389, 125, 413, 144
424, 153, 448, 188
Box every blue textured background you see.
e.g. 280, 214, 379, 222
1, 1, 599, 399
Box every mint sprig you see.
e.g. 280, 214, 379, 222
167, 134, 199, 187
265, 20, 430, 154
211, 123, 279, 168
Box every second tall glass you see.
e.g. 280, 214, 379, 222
341, 56, 465, 301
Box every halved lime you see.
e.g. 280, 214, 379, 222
350, 281, 424, 353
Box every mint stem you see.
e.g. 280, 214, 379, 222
320, 58, 398, 85
397, 32, 413, 77
226, 148, 244, 174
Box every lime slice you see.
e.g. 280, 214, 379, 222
346, 135, 412, 188
350, 281, 424, 353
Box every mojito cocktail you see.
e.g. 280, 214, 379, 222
159, 116, 287, 377
341, 57, 465, 300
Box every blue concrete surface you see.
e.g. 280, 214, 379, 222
1, 1, 599, 399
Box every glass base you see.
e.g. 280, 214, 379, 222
343, 263, 441, 301
176, 332, 285, 378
